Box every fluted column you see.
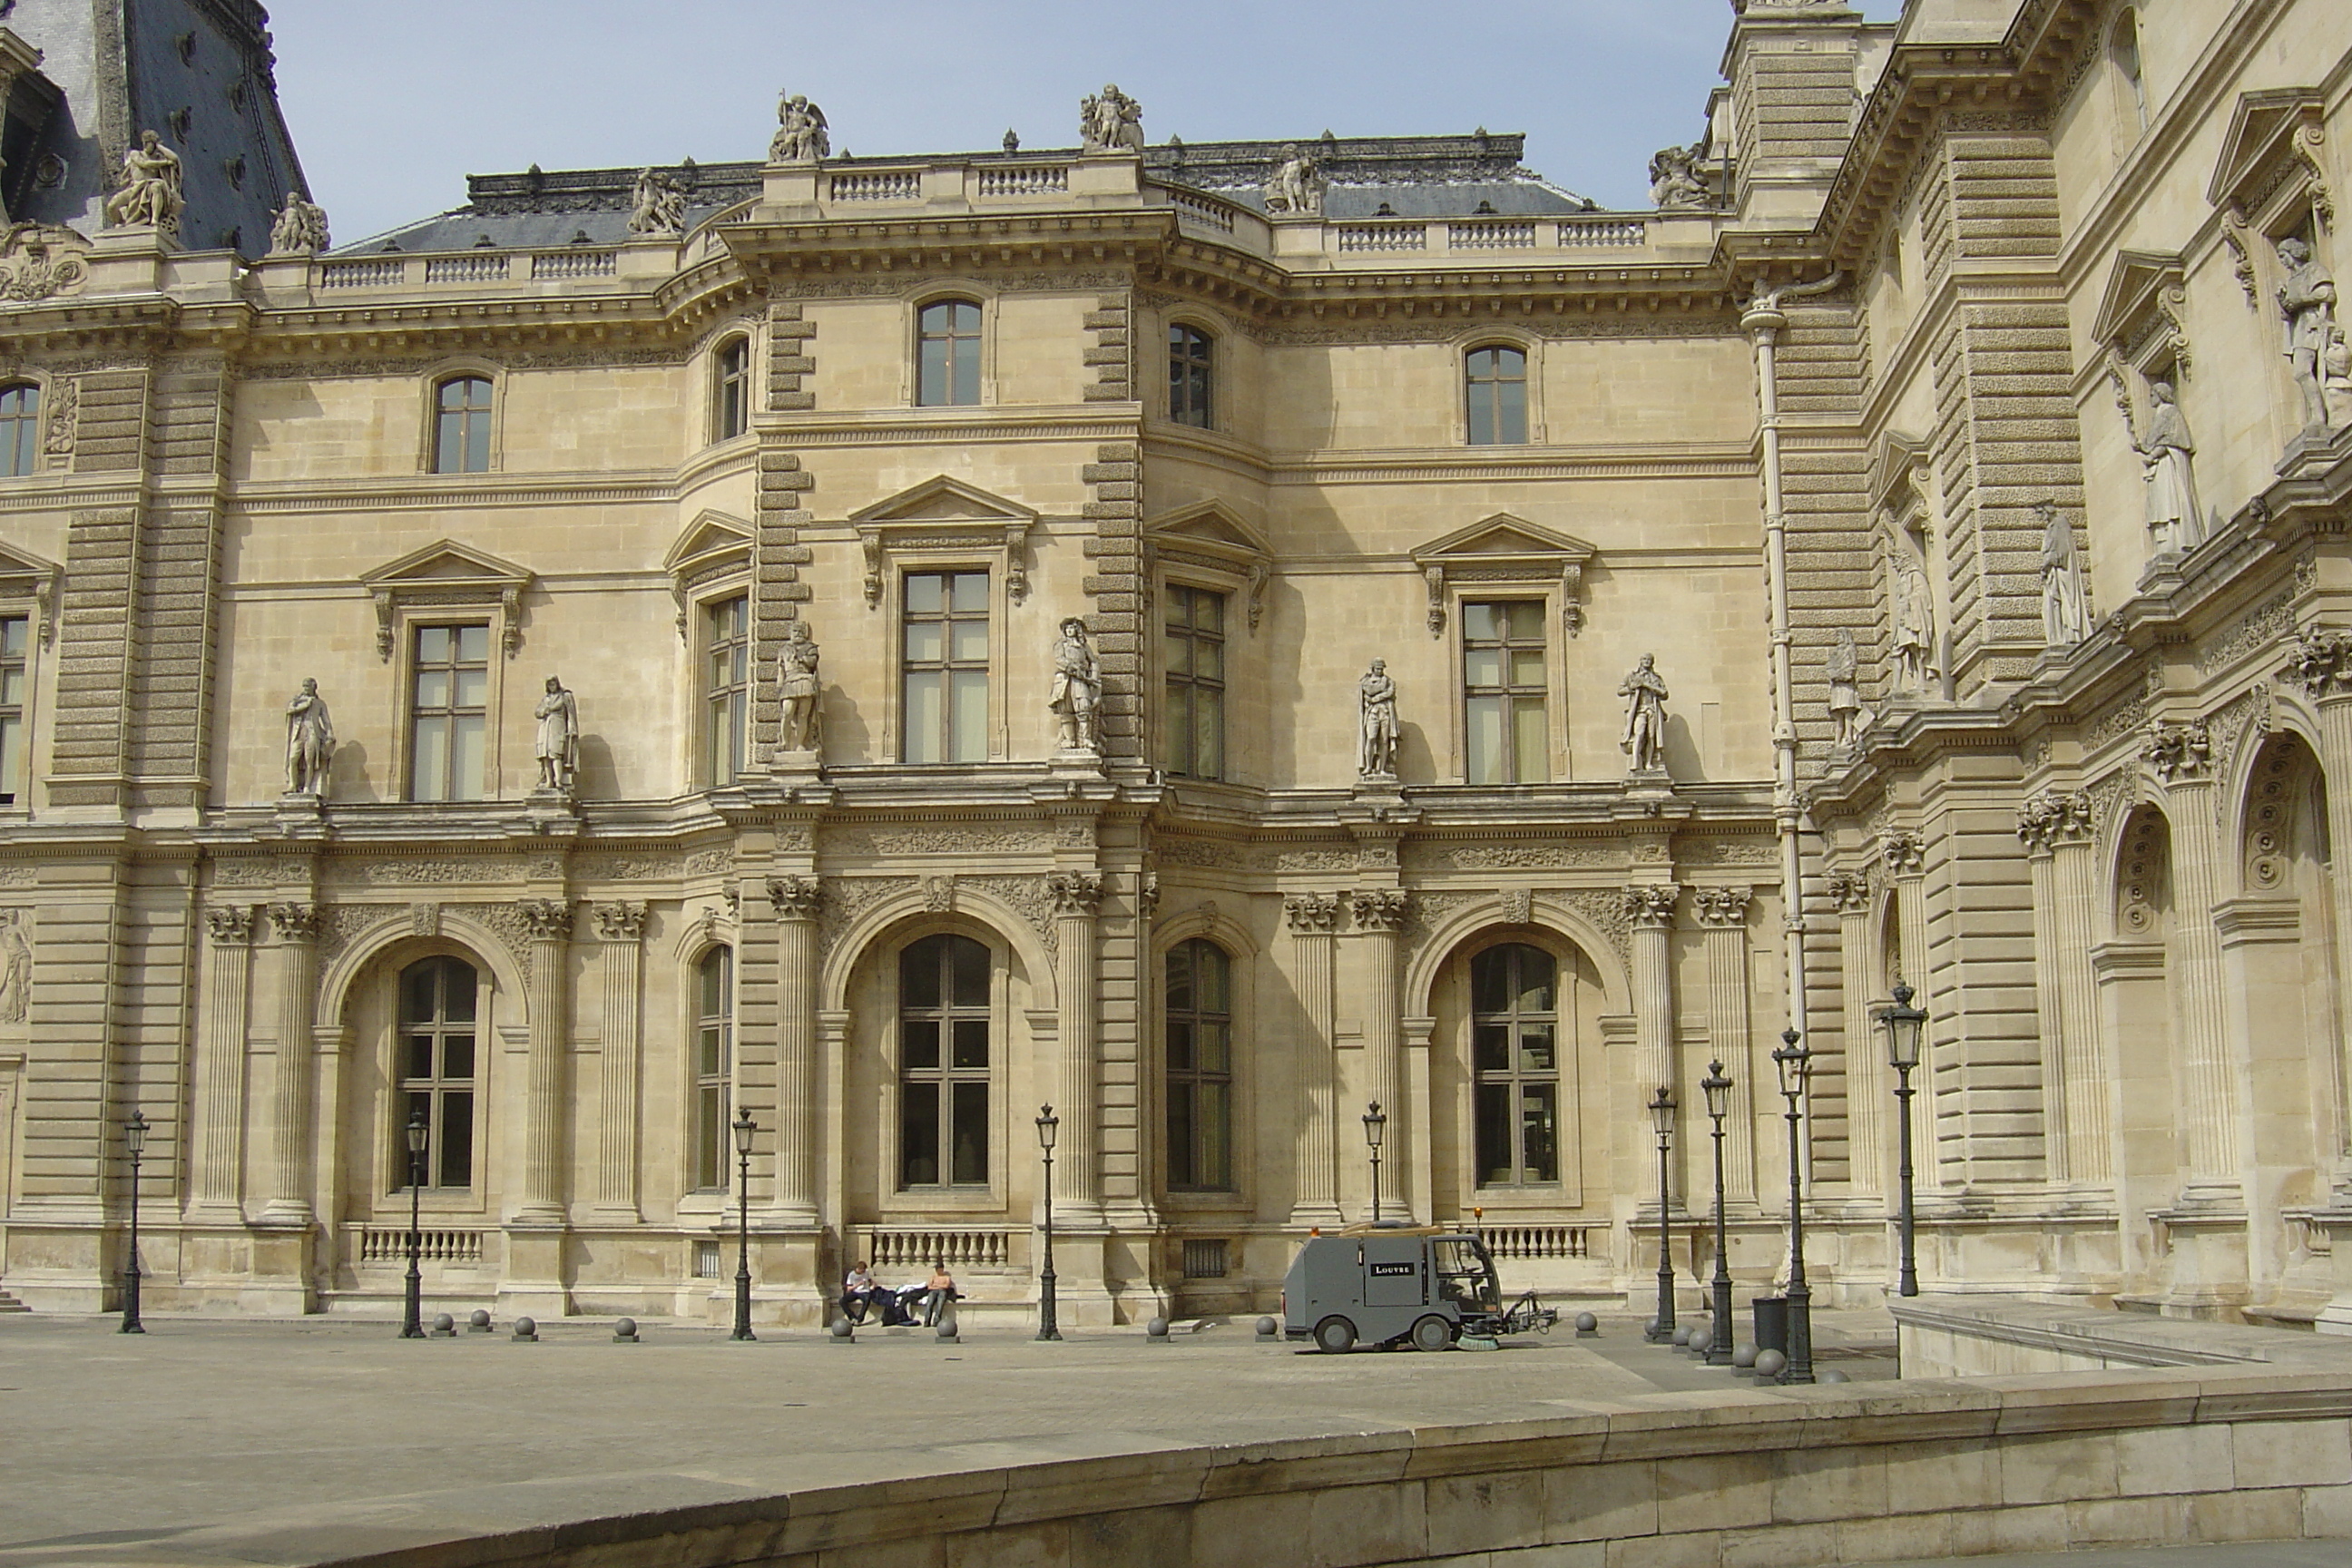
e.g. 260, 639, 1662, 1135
193, 905, 259, 1218
1693, 888, 1756, 1204
1348, 888, 1409, 1221
1828, 873, 1883, 1197
766, 876, 821, 1222
516, 897, 573, 1221
1623, 883, 1681, 1121
1048, 872, 1103, 1214
1286, 894, 1342, 1227
259, 901, 321, 1223
2152, 724, 2239, 1201
590, 902, 645, 1219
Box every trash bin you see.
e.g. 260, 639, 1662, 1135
1751, 1296, 1788, 1353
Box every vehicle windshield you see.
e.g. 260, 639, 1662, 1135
1432, 1237, 1501, 1313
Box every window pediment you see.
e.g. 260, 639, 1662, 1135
1144, 499, 1274, 630
359, 540, 533, 661
850, 475, 1038, 607
0, 539, 58, 645
1866, 431, 1929, 520
664, 509, 753, 638
2208, 87, 2331, 225
1412, 513, 1595, 640
2091, 250, 2189, 376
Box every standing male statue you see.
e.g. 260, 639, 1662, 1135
1049, 617, 1101, 754
1893, 560, 1936, 696
2135, 379, 2202, 555
2278, 236, 2337, 431
1357, 659, 1398, 778
284, 678, 336, 795
1827, 628, 1867, 750
1619, 652, 1670, 775
779, 618, 822, 752
534, 676, 579, 792
2037, 500, 2090, 647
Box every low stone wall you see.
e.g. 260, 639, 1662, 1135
340, 1364, 2351, 1568
1893, 1293, 2352, 1377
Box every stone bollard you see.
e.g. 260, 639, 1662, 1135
1255, 1315, 1280, 1342
1819, 1367, 1850, 1384
1733, 1340, 1759, 1376
1145, 1316, 1171, 1344
1753, 1348, 1787, 1381
430, 1312, 456, 1338
512, 1315, 539, 1343
1643, 1316, 1660, 1339
468, 1308, 493, 1333
613, 1317, 640, 1344
935, 1318, 959, 1344
828, 1316, 856, 1344
1573, 1311, 1599, 1338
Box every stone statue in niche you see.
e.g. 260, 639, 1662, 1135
2036, 500, 2091, 648
1265, 144, 1328, 217
1357, 659, 1398, 778
1649, 142, 1710, 210
2277, 236, 2337, 431
1619, 652, 1669, 774
1892, 559, 1936, 696
769, 94, 830, 164
2325, 326, 2352, 426
779, 618, 822, 753
1050, 617, 1101, 754
0, 909, 27, 1024
627, 167, 687, 236
534, 677, 579, 793
1827, 628, 1867, 750
265, 191, 328, 257
103, 131, 183, 237
1080, 84, 1144, 155
284, 678, 336, 795
2132, 379, 2202, 556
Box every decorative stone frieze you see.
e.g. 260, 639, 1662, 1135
921, 875, 955, 914
2144, 719, 2212, 782
2015, 790, 2093, 853
1500, 887, 1531, 926
1621, 884, 1681, 928
1284, 894, 1341, 933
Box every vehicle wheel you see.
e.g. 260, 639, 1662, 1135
1410, 1314, 1454, 1353
1313, 1315, 1357, 1354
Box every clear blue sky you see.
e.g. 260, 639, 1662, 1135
266, 0, 1907, 243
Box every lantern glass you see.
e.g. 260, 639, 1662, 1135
1362, 1102, 1387, 1150
1773, 1028, 1810, 1097
1647, 1085, 1676, 1139
125, 1109, 149, 1156
405, 1107, 428, 1155
732, 1108, 756, 1156
1883, 983, 1926, 1072
1035, 1105, 1059, 1151
1700, 1063, 1730, 1121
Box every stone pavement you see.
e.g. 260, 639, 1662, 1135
1864, 1548, 2351, 1568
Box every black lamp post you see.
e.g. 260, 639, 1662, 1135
1700, 1061, 1733, 1365
730, 1107, 757, 1342
1645, 1086, 1677, 1343
120, 1108, 147, 1335
1878, 982, 1926, 1298
1034, 1103, 1062, 1341
1771, 1027, 1815, 1384
1362, 1101, 1387, 1224
400, 1107, 428, 1338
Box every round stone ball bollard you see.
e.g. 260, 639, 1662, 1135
1643, 1316, 1660, 1339
1255, 1316, 1280, 1342
612, 1317, 640, 1344
511, 1315, 539, 1343
829, 1316, 856, 1343
1733, 1340, 1759, 1371
1819, 1367, 1850, 1385
430, 1312, 456, 1338
935, 1318, 959, 1344
467, 1308, 493, 1333
1573, 1311, 1599, 1338
1753, 1348, 1787, 1380
1145, 1316, 1171, 1344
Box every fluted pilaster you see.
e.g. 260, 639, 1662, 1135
1049, 872, 1103, 1212
517, 897, 573, 1220
1348, 888, 1409, 1221
767, 876, 821, 1221
1828, 873, 1883, 1197
1623, 884, 1681, 1125
590, 902, 645, 1217
193, 905, 258, 1216
1285, 893, 1342, 1226
259, 901, 320, 1223
1693, 887, 1755, 1203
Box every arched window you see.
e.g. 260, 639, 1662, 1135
433, 375, 493, 473
1470, 943, 1558, 1187
916, 299, 982, 407
899, 933, 989, 1188
1165, 937, 1233, 1190
693, 946, 734, 1191
1465, 346, 1527, 446
714, 338, 750, 442
397, 956, 478, 1190
2112, 10, 2147, 132
0, 383, 39, 476
1169, 324, 1213, 428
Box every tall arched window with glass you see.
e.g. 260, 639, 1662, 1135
693, 946, 734, 1191
916, 300, 982, 407
433, 376, 493, 473
1169, 325, 1213, 428
1165, 937, 1232, 1190
899, 933, 990, 1188
714, 338, 750, 441
0, 384, 39, 476
1465, 346, 1527, 446
1471, 943, 1559, 1187
398, 956, 478, 1190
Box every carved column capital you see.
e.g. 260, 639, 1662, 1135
1825, 870, 1873, 916
2015, 789, 2094, 854
591, 900, 649, 942
265, 901, 322, 943
1348, 888, 1410, 932
1690, 887, 1752, 927
1136, 871, 1161, 920
2144, 718, 2211, 782
1877, 829, 1925, 877
1284, 893, 1340, 933
516, 897, 573, 942
1621, 884, 1681, 929
206, 905, 259, 946
764, 876, 822, 922
2280, 627, 2352, 698
1048, 871, 1104, 917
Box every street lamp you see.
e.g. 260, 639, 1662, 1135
730, 1107, 757, 1342
120, 1108, 148, 1336
1878, 982, 1926, 1298
1362, 1101, 1387, 1224
1771, 1026, 1815, 1385
1699, 1062, 1733, 1365
1645, 1086, 1677, 1343
1034, 1104, 1063, 1342
400, 1107, 428, 1339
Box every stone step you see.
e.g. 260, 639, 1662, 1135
0, 1288, 30, 1312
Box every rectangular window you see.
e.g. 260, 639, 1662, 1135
1162, 585, 1226, 780
1465, 347, 1528, 446
693, 948, 733, 1191
1165, 938, 1233, 1191
433, 376, 493, 474
703, 595, 749, 786
902, 571, 988, 763
899, 934, 991, 1190
1463, 601, 1547, 785
409, 622, 490, 802
917, 300, 982, 407
1169, 326, 1213, 428
715, 338, 750, 441
398, 956, 479, 1191
0, 614, 25, 805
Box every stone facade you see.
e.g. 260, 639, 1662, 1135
1, 0, 2350, 1330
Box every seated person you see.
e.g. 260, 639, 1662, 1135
922, 1261, 958, 1328
841, 1260, 881, 1324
